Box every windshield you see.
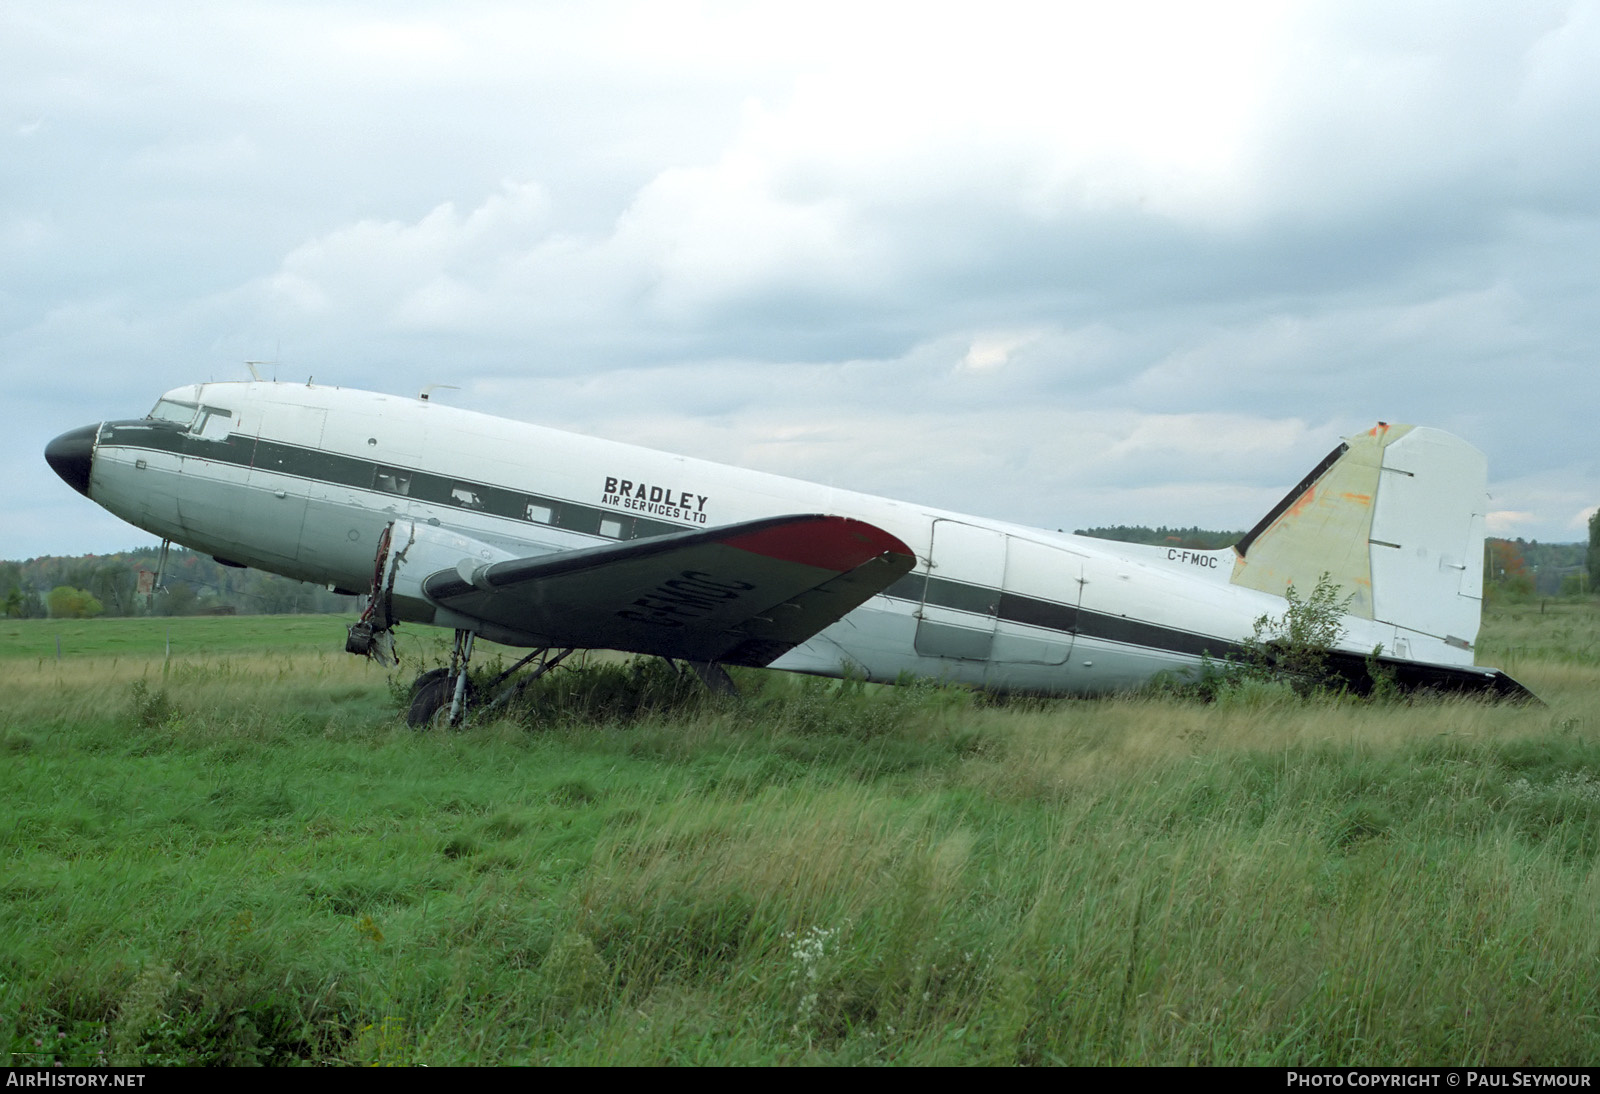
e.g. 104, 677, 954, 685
149, 399, 199, 427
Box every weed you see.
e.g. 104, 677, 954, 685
506, 657, 709, 727
129, 680, 177, 729
1238, 572, 1352, 695
785, 923, 845, 1042
1365, 645, 1403, 703
109, 962, 179, 1066
1159, 574, 1359, 703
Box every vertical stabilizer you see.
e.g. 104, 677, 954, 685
1231, 424, 1486, 659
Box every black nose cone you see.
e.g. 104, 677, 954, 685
45, 424, 98, 497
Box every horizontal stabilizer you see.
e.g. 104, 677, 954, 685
1325, 650, 1538, 702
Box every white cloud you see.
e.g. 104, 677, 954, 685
610, 154, 890, 322
259, 180, 554, 324
1488, 511, 1539, 535
959, 333, 1040, 373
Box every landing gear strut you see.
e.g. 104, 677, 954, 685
405, 668, 460, 728
684, 660, 739, 696
407, 628, 477, 728
404, 633, 577, 729
445, 629, 475, 725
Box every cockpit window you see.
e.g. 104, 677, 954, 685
149, 399, 199, 427
195, 406, 233, 440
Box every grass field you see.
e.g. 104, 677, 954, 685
2, 605, 1598, 1065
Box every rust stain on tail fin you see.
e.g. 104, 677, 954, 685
1231, 425, 1415, 618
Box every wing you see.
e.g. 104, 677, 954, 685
420, 514, 916, 666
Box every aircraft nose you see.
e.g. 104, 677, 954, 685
45, 423, 98, 497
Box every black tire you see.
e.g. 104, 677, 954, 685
406, 676, 453, 728
409, 668, 450, 695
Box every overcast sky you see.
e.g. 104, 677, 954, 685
7, 0, 1599, 559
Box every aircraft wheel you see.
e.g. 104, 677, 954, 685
406, 672, 473, 729
406, 676, 451, 728
409, 668, 450, 696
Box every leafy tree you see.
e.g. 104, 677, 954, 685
1589, 509, 1600, 594
157, 583, 199, 617
1238, 572, 1352, 694
1486, 539, 1535, 599
46, 586, 104, 619
1159, 573, 1359, 702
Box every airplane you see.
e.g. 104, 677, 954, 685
44, 380, 1531, 724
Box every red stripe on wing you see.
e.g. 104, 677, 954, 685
723, 516, 911, 573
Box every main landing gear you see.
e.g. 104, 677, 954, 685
404, 630, 578, 729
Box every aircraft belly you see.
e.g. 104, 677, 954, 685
981, 659, 1073, 694
173, 459, 253, 547
736, 593, 1201, 696
914, 610, 995, 661
93, 451, 183, 536
777, 598, 923, 683
235, 477, 310, 566
1067, 636, 1193, 694
292, 499, 363, 587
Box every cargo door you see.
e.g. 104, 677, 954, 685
914, 520, 1006, 660
990, 538, 1079, 666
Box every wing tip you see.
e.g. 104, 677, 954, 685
724, 514, 913, 573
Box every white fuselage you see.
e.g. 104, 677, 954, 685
82, 381, 1467, 693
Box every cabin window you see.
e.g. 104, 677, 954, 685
450, 484, 483, 509
373, 467, 412, 496
599, 518, 624, 539
149, 399, 198, 427
525, 502, 553, 524
195, 407, 233, 440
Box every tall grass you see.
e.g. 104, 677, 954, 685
1, 608, 1597, 1064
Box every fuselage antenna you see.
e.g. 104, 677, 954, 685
419, 384, 459, 402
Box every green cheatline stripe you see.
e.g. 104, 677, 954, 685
885, 571, 1242, 660
100, 422, 689, 543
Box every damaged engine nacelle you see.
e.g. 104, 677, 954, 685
346, 520, 518, 662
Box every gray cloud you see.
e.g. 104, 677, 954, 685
7, 0, 1600, 558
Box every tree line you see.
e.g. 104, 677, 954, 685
1074, 525, 1244, 550
1, 547, 357, 618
